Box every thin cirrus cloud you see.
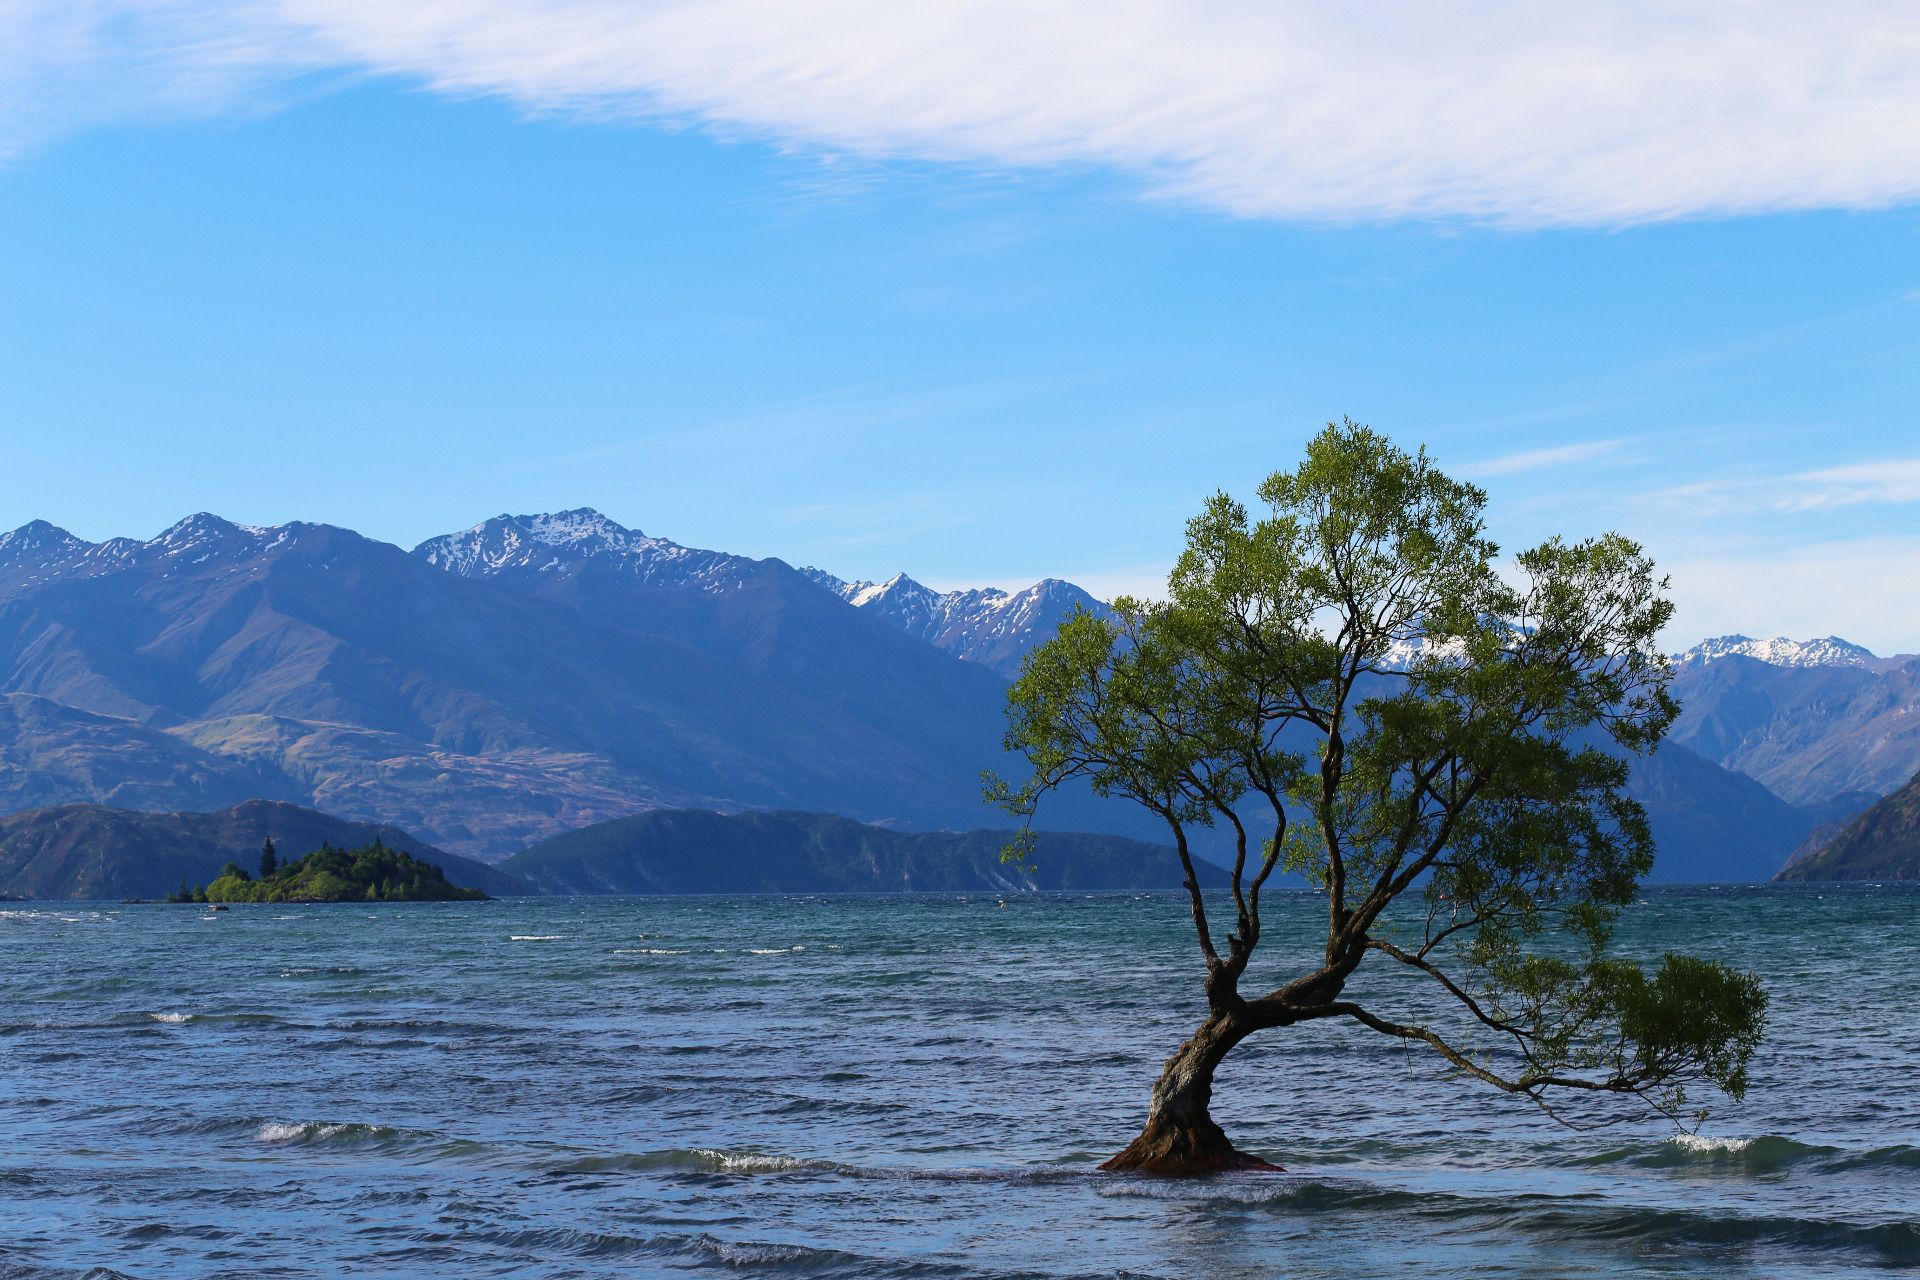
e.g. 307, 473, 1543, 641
1457, 438, 1626, 478
4, 1, 1920, 226
1652, 456, 1920, 515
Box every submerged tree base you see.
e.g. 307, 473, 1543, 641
1099, 1116, 1284, 1175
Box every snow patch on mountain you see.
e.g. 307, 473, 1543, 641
1377, 634, 1461, 670
413, 509, 754, 591
1675, 635, 1878, 670
149, 513, 284, 569
803, 567, 1110, 678
0, 521, 101, 587
0, 515, 308, 592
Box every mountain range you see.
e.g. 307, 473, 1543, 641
0, 510, 1138, 858
0, 509, 1913, 879
801, 568, 1109, 678
1665, 637, 1920, 806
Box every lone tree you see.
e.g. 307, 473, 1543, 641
993, 421, 1766, 1175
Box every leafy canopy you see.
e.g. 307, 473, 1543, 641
992, 420, 1765, 1125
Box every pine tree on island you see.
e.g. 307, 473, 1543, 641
993, 421, 1767, 1175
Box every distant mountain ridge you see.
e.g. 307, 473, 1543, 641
0, 510, 1139, 857
801, 568, 1109, 678
415, 508, 755, 592
1667, 650, 1920, 806
1673, 634, 1887, 671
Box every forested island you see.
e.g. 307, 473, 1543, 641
171, 839, 488, 903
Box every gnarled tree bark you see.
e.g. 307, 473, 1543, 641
1101, 1012, 1281, 1174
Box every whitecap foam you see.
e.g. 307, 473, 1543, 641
615, 948, 689, 955
1670, 1133, 1754, 1154
148, 1012, 192, 1023
695, 1148, 807, 1173
746, 946, 805, 955
257, 1121, 347, 1143
509, 934, 565, 941
9, 909, 111, 924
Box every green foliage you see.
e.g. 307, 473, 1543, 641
194, 838, 487, 903
259, 838, 278, 879
992, 419, 1765, 1127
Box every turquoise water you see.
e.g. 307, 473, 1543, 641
1, 887, 1915, 1278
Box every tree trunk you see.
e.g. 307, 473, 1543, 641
1101, 1013, 1282, 1175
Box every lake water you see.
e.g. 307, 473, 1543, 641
1, 887, 1915, 1278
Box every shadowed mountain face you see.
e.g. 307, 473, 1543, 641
1622, 742, 1816, 882
0, 800, 521, 900
0, 512, 1137, 857
501, 808, 1217, 895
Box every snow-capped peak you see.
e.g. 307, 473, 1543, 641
0, 520, 85, 555
1675, 635, 1877, 670
414, 509, 751, 591
153, 511, 267, 545
517, 508, 647, 549
0, 521, 106, 589
416, 509, 654, 575
802, 564, 1109, 678
143, 514, 286, 567
849, 572, 944, 609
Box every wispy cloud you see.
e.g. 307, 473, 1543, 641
1458, 438, 1625, 478
1651, 455, 1920, 514
4, 2, 1920, 226
1783, 460, 1920, 511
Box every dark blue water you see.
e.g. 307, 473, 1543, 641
1, 887, 1915, 1278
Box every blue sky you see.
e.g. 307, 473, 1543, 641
1, 3, 1917, 649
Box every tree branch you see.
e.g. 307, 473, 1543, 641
1165, 816, 1222, 975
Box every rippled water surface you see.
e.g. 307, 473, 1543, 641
1, 887, 1915, 1278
